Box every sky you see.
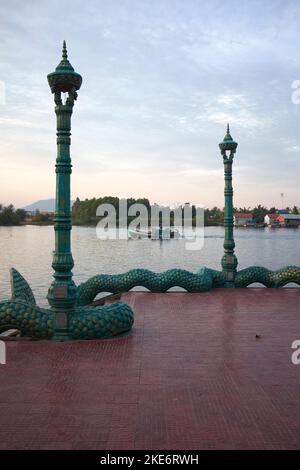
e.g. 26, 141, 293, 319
1, 0, 300, 209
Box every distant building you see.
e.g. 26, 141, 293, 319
25, 210, 54, 219
277, 214, 300, 227
40, 211, 54, 217
264, 214, 280, 227
234, 213, 254, 227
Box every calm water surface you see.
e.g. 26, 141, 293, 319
0, 225, 299, 306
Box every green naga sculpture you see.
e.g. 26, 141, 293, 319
0, 42, 134, 340
74, 125, 300, 301
0, 46, 300, 341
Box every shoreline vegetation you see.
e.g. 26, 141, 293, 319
0, 198, 299, 227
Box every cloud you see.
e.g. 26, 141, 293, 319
0, 0, 299, 208
178, 168, 224, 177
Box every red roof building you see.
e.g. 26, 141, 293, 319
277, 214, 300, 227
234, 213, 254, 226
264, 213, 280, 227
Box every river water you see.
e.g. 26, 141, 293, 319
0, 225, 299, 306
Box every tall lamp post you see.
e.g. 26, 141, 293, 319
219, 124, 238, 286
47, 42, 82, 340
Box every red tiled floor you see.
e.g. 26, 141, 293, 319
0, 289, 300, 449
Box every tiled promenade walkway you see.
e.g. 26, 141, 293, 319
0, 289, 299, 449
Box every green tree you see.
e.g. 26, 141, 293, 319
0, 204, 26, 225
252, 205, 268, 223
16, 209, 27, 222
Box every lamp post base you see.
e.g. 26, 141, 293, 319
53, 331, 71, 341
221, 253, 237, 287
53, 310, 71, 342
223, 280, 236, 288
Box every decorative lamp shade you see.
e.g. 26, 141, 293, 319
47, 41, 82, 93
219, 124, 238, 153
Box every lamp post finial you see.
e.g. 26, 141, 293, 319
62, 40, 68, 60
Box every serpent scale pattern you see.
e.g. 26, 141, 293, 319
0, 269, 133, 339
0, 265, 299, 339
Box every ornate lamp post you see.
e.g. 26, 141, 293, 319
47, 42, 82, 340
219, 124, 238, 286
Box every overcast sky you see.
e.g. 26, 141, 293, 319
1, 0, 300, 209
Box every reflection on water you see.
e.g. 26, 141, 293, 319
0, 225, 299, 306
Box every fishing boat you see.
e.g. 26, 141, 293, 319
128, 227, 181, 240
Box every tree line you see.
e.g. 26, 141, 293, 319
0, 205, 54, 225
1, 200, 299, 226
206, 204, 299, 225
72, 196, 151, 225
72, 198, 300, 226
0, 204, 27, 225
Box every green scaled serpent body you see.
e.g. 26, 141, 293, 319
76, 265, 300, 306
76, 267, 226, 306
0, 269, 133, 339
235, 266, 300, 288
0, 266, 300, 340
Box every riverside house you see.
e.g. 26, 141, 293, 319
264, 213, 280, 227
234, 213, 254, 227
277, 214, 300, 227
